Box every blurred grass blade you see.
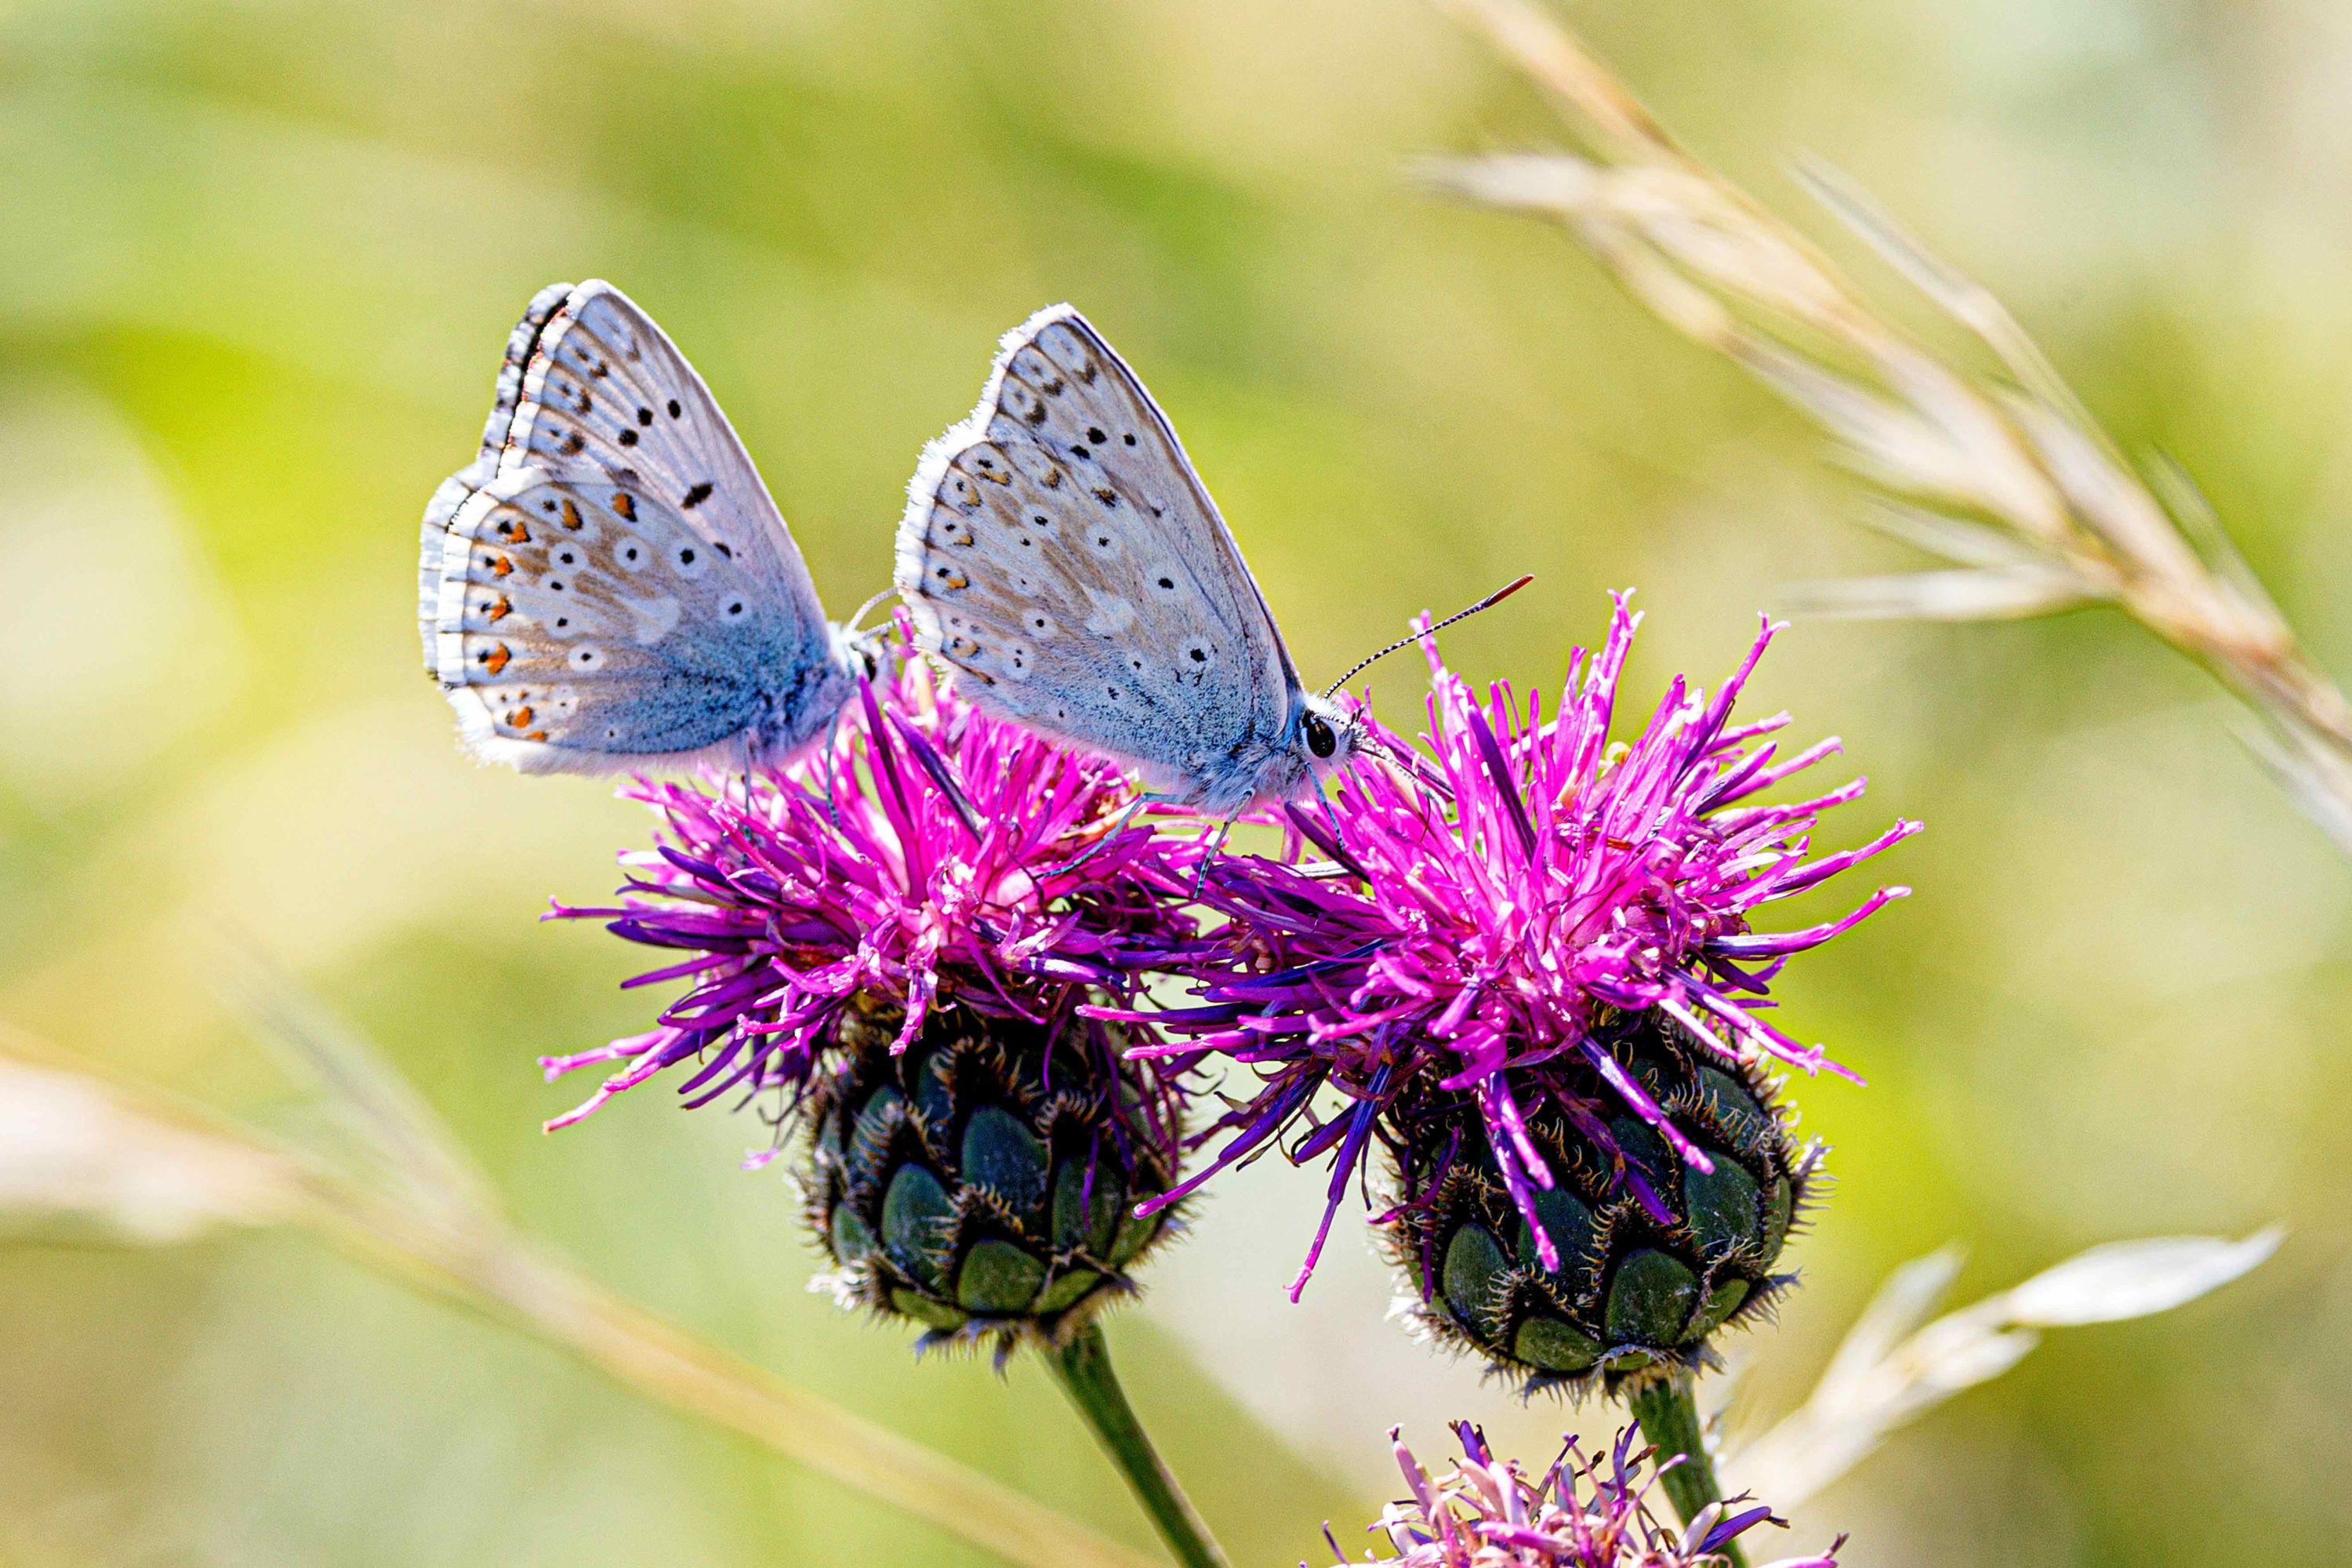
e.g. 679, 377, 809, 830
1416, 151, 1599, 215
1779, 565, 2089, 622
0, 1028, 294, 1243
1998, 1229, 2281, 1327
1432, 0, 1671, 162
1853, 500, 2053, 571
1729, 1231, 2278, 1508
2147, 452, 2291, 631
2236, 707, 2352, 855
216, 939, 503, 1227
1788, 155, 2092, 434
1435, 0, 2352, 855
1805, 1245, 1963, 1414
0, 1028, 1160, 1568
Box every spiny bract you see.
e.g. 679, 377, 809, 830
805, 1001, 1178, 1357
1385, 1013, 1817, 1396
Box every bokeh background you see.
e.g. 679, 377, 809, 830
3, 0, 2347, 1563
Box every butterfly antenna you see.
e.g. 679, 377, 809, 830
1322, 575, 1534, 699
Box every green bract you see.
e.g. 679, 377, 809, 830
804, 1001, 1177, 1357
1385, 1014, 1815, 1396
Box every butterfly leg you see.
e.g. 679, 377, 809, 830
820, 708, 845, 829
1045, 792, 1173, 878
1315, 782, 1347, 853
1188, 806, 1249, 902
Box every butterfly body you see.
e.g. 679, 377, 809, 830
897, 304, 1361, 813
419, 280, 864, 774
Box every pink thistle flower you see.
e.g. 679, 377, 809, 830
541, 650, 1200, 1149
1124, 593, 1915, 1297
1348, 1424, 1842, 1568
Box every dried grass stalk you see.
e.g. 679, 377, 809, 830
1430, 0, 2352, 848
1723, 1231, 2280, 1508
0, 1022, 1160, 1568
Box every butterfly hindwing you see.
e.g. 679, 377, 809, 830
422, 464, 842, 771
896, 305, 1302, 807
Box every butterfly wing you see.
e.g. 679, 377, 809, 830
488, 281, 826, 617
420, 464, 851, 772
420, 281, 854, 772
895, 305, 1302, 806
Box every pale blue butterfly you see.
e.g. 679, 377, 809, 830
419, 280, 869, 774
897, 305, 1526, 816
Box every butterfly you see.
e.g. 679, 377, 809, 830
419, 279, 869, 774
895, 304, 1367, 816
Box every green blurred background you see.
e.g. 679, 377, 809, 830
2, 0, 2344, 1562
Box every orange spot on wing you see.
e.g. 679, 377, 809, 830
524, 731, 549, 742
485, 595, 512, 622
489, 554, 514, 578
509, 705, 535, 728
612, 492, 637, 521
561, 498, 583, 531
484, 644, 510, 675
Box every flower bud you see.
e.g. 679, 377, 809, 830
805, 1000, 1179, 1356
1385, 1012, 1816, 1392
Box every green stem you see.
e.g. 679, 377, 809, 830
1628, 1371, 1747, 1568
1044, 1322, 1232, 1568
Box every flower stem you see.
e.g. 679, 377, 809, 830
1629, 1370, 1746, 1568
1044, 1322, 1232, 1568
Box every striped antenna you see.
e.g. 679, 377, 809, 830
1323, 575, 1534, 699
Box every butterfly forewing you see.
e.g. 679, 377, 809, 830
492, 281, 826, 626
897, 306, 1297, 802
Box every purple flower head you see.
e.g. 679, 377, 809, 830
542, 650, 1201, 1147
1353, 1424, 1841, 1568
1127, 593, 1915, 1295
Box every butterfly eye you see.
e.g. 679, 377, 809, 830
1303, 713, 1338, 760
